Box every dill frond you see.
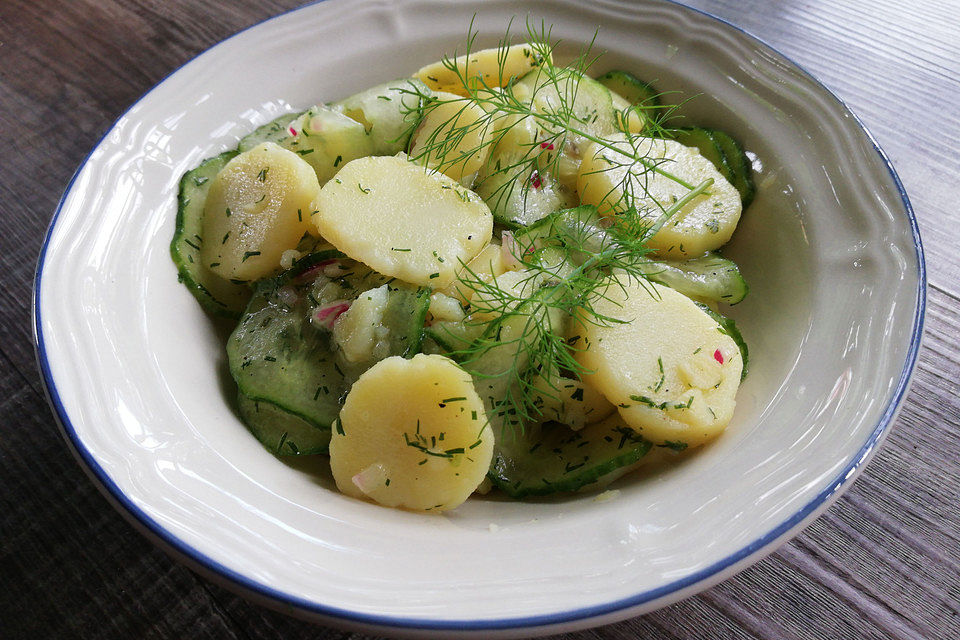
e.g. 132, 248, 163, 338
399, 18, 713, 434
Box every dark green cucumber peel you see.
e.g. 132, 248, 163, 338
238, 112, 302, 152
422, 320, 483, 360
424, 328, 455, 354
695, 302, 749, 380
170, 151, 252, 319
237, 393, 331, 456
488, 420, 652, 498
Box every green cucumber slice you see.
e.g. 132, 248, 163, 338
516, 68, 617, 139
381, 283, 432, 358
519, 205, 613, 262
710, 129, 756, 207
237, 393, 331, 455
488, 416, 652, 498
336, 79, 429, 154
170, 151, 252, 318
641, 252, 748, 305
228, 250, 348, 430
672, 127, 735, 184
596, 70, 660, 108
458, 283, 568, 435
238, 112, 301, 152
518, 206, 748, 303
279, 105, 375, 184
476, 150, 577, 227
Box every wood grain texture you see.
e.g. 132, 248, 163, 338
1, 1, 957, 639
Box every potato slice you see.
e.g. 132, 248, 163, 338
313, 155, 492, 288
331, 284, 390, 364
427, 292, 466, 323
408, 92, 491, 183
329, 354, 493, 512
574, 279, 743, 448
200, 142, 319, 282
577, 134, 741, 259
415, 44, 551, 97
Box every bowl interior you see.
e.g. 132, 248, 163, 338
37, 0, 921, 631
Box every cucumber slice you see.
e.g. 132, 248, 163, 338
238, 112, 301, 152
170, 151, 252, 318
424, 319, 485, 357
488, 415, 652, 498
459, 283, 568, 434
710, 130, 756, 208
672, 127, 735, 184
279, 105, 375, 184
516, 68, 617, 139
519, 204, 612, 261
228, 250, 348, 430
381, 283, 432, 358
237, 393, 331, 455
641, 252, 748, 305
476, 150, 577, 227
336, 79, 429, 154
695, 302, 749, 378
519, 207, 748, 304
596, 70, 660, 108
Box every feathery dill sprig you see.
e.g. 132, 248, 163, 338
399, 19, 693, 217
448, 178, 711, 430
401, 19, 713, 431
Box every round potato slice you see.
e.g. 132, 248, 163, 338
415, 44, 551, 97
577, 134, 741, 260
329, 354, 493, 512
408, 92, 492, 183
201, 142, 319, 281
314, 155, 493, 288
574, 279, 743, 448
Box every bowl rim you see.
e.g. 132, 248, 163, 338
32, 0, 926, 633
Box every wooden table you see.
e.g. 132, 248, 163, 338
2, 1, 957, 638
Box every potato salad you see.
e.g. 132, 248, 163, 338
171, 28, 753, 512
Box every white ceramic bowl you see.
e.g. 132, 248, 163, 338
34, 0, 924, 637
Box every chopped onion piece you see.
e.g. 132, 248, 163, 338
352, 463, 388, 495
500, 230, 523, 269
315, 300, 351, 329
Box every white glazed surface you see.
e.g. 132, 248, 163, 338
35, 0, 923, 636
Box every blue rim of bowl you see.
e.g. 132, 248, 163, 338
33, 0, 926, 633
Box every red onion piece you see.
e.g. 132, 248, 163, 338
315, 300, 351, 329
